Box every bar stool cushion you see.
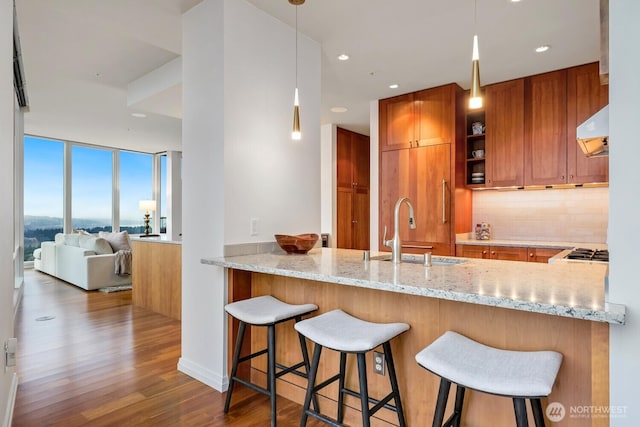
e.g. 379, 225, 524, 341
294, 309, 409, 353
416, 331, 562, 398
225, 295, 318, 325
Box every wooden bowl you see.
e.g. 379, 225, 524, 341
274, 233, 319, 254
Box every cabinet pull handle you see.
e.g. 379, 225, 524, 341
402, 244, 434, 249
409, 140, 413, 148
482, 250, 487, 254
530, 253, 534, 257
442, 179, 447, 224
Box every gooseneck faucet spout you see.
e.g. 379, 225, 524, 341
383, 197, 416, 264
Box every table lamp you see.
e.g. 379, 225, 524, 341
138, 200, 157, 236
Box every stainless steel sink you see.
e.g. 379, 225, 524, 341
370, 254, 466, 266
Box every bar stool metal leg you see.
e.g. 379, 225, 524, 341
356, 352, 371, 427
337, 352, 347, 424
433, 377, 451, 427
452, 385, 465, 427
383, 341, 406, 427
300, 343, 322, 427
224, 320, 247, 413
531, 399, 546, 427
513, 398, 529, 427
268, 324, 277, 427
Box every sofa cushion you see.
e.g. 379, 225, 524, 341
78, 235, 113, 255
33, 248, 42, 260
63, 234, 81, 247
99, 231, 131, 252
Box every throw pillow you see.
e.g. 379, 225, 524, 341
98, 231, 132, 252
78, 235, 113, 255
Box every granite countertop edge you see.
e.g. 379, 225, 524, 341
201, 249, 625, 325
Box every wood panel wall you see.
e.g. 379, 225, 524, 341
132, 240, 182, 320
228, 270, 609, 427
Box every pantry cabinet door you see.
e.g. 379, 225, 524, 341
379, 94, 414, 151
485, 79, 525, 187
524, 70, 568, 186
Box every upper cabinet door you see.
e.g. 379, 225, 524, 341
414, 86, 453, 147
379, 93, 415, 151
524, 70, 568, 186
485, 79, 525, 187
566, 62, 609, 184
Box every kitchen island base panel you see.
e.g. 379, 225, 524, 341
228, 270, 609, 427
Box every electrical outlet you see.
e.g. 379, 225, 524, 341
5, 338, 17, 370
373, 351, 385, 375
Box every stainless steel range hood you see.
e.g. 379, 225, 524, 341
577, 105, 609, 157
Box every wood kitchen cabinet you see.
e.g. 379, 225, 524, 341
337, 127, 370, 250
379, 84, 455, 151
456, 244, 528, 261
379, 83, 468, 256
380, 144, 452, 254
527, 247, 564, 263
524, 69, 568, 186
567, 62, 609, 183
456, 244, 563, 263
485, 79, 525, 187
523, 63, 608, 186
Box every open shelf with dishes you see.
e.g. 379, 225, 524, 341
466, 108, 486, 186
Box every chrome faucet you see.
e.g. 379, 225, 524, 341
383, 197, 416, 264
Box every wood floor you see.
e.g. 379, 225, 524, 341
13, 270, 324, 426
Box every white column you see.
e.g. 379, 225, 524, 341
609, 1, 640, 425
166, 150, 182, 241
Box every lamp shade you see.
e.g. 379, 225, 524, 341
138, 200, 157, 212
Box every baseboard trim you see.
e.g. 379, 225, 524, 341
2, 373, 18, 427
177, 357, 228, 392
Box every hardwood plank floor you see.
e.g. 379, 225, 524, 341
13, 270, 324, 426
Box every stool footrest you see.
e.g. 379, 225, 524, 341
238, 347, 268, 364
303, 409, 343, 427
342, 387, 398, 416
275, 361, 307, 379
232, 376, 270, 397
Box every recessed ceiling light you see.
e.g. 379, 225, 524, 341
131, 112, 147, 118
535, 45, 550, 53
511, 0, 522, 2
337, 54, 349, 61
330, 107, 348, 113
389, 84, 399, 89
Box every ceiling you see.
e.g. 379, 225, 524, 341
15, 0, 601, 153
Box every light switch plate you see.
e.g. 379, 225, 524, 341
5, 338, 17, 369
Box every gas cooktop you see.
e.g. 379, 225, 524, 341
565, 248, 609, 262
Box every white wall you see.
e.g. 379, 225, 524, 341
1, 1, 18, 424
369, 100, 379, 251
609, 1, 640, 425
179, 0, 321, 391
320, 124, 335, 245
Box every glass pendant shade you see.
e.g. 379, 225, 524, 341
292, 88, 301, 140
469, 34, 482, 109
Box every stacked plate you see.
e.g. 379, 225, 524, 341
471, 172, 485, 184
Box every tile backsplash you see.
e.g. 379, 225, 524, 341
472, 187, 608, 243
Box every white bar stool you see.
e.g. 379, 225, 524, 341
295, 309, 410, 427
415, 331, 563, 427
224, 295, 318, 427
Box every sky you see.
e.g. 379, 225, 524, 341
24, 136, 157, 226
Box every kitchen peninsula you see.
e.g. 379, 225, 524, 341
203, 248, 624, 426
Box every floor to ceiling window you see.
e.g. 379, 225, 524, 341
23, 136, 64, 261
23, 136, 164, 261
71, 145, 113, 233
120, 150, 153, 234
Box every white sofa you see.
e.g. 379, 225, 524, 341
33, 232, 132, 291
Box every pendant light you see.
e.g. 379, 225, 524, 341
290, 0, 304, 140
469, 0, 483, 109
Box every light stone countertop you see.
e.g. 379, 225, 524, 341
202, 248, 625, 325
131, 235, 182, 245
455, 234, 608, 250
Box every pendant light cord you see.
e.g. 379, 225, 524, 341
295, 5, 298, 88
